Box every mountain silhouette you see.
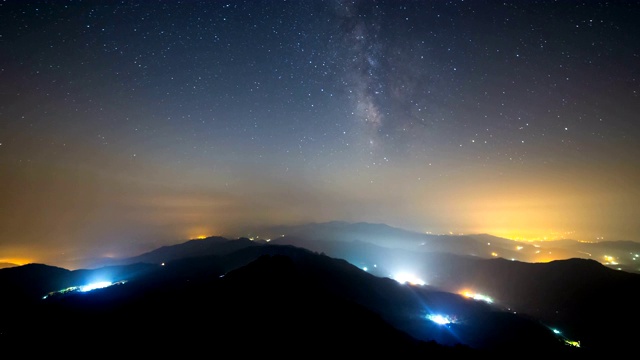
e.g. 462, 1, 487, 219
4, 221, 636, 355
0, 241, 578, 356
268, 230, 639, 355
257, 221, 640, 271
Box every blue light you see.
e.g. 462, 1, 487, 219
426, 314, 452, 325
79, 281, 113, 292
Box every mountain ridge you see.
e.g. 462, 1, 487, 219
0, 242, 577, 355
2, 221, 637, 355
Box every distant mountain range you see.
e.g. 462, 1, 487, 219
1, 221, 637, 355
249, 221, 640, 272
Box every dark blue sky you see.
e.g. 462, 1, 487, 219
1, 0, 639, 268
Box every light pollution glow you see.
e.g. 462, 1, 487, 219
0, 161, 638, 269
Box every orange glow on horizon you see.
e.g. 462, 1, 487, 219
415, 173, 625, 244
479, 228, 576, 242
532, 255, 561, 263
186, 226, 216, 240
0, 258, 33, 266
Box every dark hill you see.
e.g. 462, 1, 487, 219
20, 230, 631, 355
265, 236, 640, 355
0, 244, 576, 356
108, 235, 259, 265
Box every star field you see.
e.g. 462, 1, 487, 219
1, 0, 639, 268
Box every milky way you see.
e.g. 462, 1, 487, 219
0, 0, 638, 268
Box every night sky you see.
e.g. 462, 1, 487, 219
1, 0, 639, 268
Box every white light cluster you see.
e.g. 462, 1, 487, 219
393, 272, 426, 286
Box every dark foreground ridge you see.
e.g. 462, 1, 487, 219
0, 237, 613, 356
